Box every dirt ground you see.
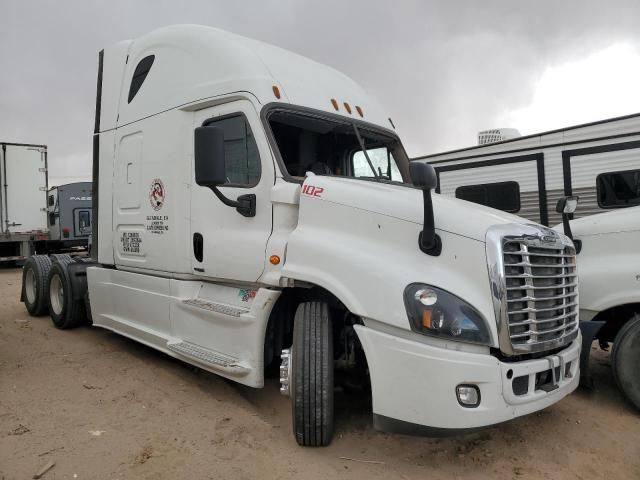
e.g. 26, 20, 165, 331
1, 268, 639, 480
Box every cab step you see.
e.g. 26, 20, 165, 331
166, 340, 250, 375
181, 298, 249, 317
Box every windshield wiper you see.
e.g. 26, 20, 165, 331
351, 123, 380, 180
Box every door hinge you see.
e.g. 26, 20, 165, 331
39, 167, 47, 173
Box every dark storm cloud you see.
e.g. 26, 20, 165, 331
1, 0, 640, 181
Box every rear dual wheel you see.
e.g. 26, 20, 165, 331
47, 256, 87, 329
22, 255, 53, 316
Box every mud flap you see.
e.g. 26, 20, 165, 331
579, 320, 605, 389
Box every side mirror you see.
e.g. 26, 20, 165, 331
194, 126, 256, 217
555, 195, 579, 214
410, 161, 438, 190
555, 195, 579, 243
194, 126, 226, 187
409, 162, 441, 256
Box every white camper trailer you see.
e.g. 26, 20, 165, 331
22, 25, 582, 446
415, 113, 640, 226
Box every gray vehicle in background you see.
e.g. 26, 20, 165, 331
46, 182, 92, 250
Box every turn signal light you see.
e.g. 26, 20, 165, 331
422, 310, 432, 329
272, 85, 281, 99
343, 102, 352, 114
269, 255, 281, 265
330, 99, 339, 111
355, 105, 364, 117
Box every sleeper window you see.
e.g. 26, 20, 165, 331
597, 169, 640, 208
204, 115, 260, 186
455, 181, 520, 213
128, 55, 155, 103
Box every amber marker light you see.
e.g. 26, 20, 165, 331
330, 98, 339, 111
355, 105, 364, 117
270, 255, 281, 265
343, 102, 352, 114
422, 310, 433, 329
272, 85, 281, 99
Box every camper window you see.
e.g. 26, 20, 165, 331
597, 169, 640, 208
455, 181, 520, 213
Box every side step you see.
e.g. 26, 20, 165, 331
167, 341, 250, 376
181, 298, 249, 317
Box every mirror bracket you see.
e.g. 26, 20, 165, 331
410, 162, 441, 256
206, 186, 256, 217
418, 230, 442, 255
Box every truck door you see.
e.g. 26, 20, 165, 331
190, 100, 274, 282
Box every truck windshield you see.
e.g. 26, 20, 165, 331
266, 109, 407, 183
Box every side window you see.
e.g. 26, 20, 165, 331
204, 115, 260, 186
455, 181, 520, 213
352, 147, 402, 181
79, 210, 91, 228
597, 169, 640, 208
128, 55, 155, 103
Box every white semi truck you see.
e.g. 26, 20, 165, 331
22, 25, 581, 446
554, 200, 640, 408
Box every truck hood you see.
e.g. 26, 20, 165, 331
553, 206, 640, 237
301, 174, 528, 242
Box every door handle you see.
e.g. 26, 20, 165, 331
193, 232, 203, 262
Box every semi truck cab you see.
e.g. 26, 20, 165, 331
24, 25, 581, 446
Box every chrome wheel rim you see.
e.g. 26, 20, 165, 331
49, 273, 64, 316
25, 269, 36, 304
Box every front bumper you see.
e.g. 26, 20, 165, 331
354, 325, 580, 432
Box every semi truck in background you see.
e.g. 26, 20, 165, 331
22, 25, 581, 447
0, 142, 92, 264
554, 199, 640, 409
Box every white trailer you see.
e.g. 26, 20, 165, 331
415, 113, 640, 226
22, 25, 582, 446
0, 142, 49, 263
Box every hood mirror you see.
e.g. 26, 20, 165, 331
556, 195, 579, 215
409, 162, 441, 256
555, 195, 581, 252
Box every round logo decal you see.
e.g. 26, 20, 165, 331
149, 179, 165, 211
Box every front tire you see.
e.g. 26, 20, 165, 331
612, 314, 640, 410
291, 301, 334, 447
47, 257, 86, 330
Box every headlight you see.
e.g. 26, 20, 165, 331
403, 283, 491, 345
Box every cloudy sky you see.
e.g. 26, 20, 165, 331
2, 0, 640, 184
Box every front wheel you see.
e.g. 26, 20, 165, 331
290, 301, 334, 447
612, 314, 640, 410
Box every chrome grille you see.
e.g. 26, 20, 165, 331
503, 241, 578, 348
486, 224, 580, 355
